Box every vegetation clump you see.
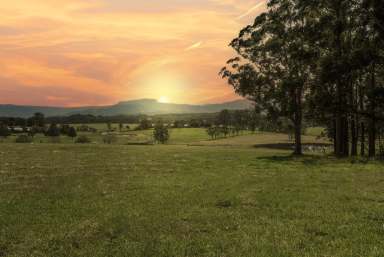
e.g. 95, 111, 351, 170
75, 135, 91, 144
67, 127, 77, 140
0, 123, 10, 141
15, 135, 33, 143
153, 123, 170, 144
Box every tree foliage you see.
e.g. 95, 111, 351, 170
153, 123, 170, 144
222, 0, 384, 157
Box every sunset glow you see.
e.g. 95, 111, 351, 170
0, 0, 266, 107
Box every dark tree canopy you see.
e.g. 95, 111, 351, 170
222, 0, 384, 157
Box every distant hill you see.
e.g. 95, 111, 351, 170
0, 99, 252, 118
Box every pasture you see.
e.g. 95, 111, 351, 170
0, 130, 383, 257
1, 126, 328, 147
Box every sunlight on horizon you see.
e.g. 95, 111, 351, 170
158, 96, 170, 103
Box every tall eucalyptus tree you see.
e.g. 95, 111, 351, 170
221, 0, 317, 155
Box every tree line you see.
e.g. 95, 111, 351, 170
221, 0, 384, 157
206, 109, 302, 140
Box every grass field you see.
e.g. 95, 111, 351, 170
1, 140, 383, 257
2, 127, 328, 148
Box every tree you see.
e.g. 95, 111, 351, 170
207, 126, 217, 140
137, 119, 152, 130
221, 0, 316, 155
67, 127, 77, 140
31, 112, 45, 127
308, 0, 384, 157
60, 124, 70, 135
153, 123, 170, 144
216, 110, 231, 127
46, 123, 60, 137
0, 123, 10, 141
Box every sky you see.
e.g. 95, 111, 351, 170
0, 0, 266, 107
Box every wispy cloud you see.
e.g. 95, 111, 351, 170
0, 0, 266, 106
185, 41, 203, 51
236, 2, 265, 20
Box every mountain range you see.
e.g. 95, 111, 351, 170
0, 99, 252, 118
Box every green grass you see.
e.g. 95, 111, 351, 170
305, 127, 326, 137
2, 127, 329, 148
0, 143, 383, 257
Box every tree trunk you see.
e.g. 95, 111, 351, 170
343, 117, 349, 156
351, 117, 358, 156
335, 113, 343, 157
293, 88, 303, 155
294, 119, 302, 155
368, 64, 376, 157
368, 119, 376, 157
361, 122, 366, 156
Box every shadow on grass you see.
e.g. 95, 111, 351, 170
253, 143, 332, 150
254, 152, 337, 166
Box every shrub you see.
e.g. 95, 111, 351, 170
153, 124, 169, 144
15, 135, 33, 143
46, 123, 60, 137
75, 135, 91, 144
207, 126, 217, 140
0, 123, 10, 139
68, 127, 77, 139
103, 134, 117, 144
137, 119, 152, 130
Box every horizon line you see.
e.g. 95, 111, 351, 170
0, 97, 246, 109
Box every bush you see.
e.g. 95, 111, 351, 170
15, 135, 33, 143
137, 119, 152, 130
46, 123, 60, 137
0, 124, 10, 139
153, 124, 169, 144
75, 135, 91, 144
68, 127, 77, 139
102, 134, 117, 144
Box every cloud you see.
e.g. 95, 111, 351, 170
236, 2, 265, 20
0, 0, 267, 106
185, 41, 203, 51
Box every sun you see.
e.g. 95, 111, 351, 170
158, 96, 169, 103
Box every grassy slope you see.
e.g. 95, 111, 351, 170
0, 144, 383, 257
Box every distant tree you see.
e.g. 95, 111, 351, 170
207, 126, 217, 140
67, 127, 77, 140
46, 123, 60, 137
0, 123, 10, 141
119, 123, 123, 132
248, 110, 259, 133
107, 122, 112, 131
31, 112, 45, 127
216, 110, 231, 127
137, 119, 152, 130
60, 124, 70, 135
153, 123, 170, 144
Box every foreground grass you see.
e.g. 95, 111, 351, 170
0, 144, 383, 257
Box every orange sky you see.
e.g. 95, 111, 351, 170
0, 0, 266, 106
